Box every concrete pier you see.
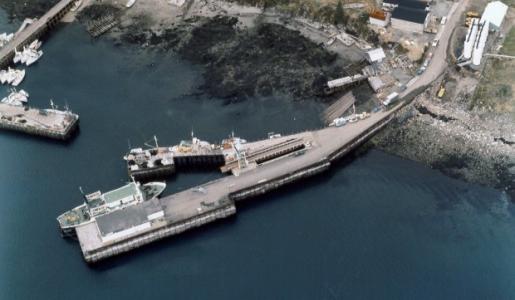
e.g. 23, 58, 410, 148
0, 0, 74, 68
0, 103, 79, 140
73, 107, 399, 263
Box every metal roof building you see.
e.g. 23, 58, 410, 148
480, 1, 508, 30
383, 0, 428, 10
366, 48, 386, 63
386, 0, 429, 33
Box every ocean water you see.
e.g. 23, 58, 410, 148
1, 17, 515, 300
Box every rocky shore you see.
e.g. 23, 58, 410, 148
371, 93, 515, 198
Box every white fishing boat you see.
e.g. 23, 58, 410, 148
126, 0, 136, 8
1, 68, 26, 86
0, 70, 7, 84
24, 49, 43, 66
70, 0, 83, 12
11, 69, 26, 86
13, 48, 22, 64
1, 89, 29, 106
20, 47, 29, 65
0, 33, 11, 47
4, 68, 16, 84
28, 39, 42, 50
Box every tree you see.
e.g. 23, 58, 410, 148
334, 0, 346, 25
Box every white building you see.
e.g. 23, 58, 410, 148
369, 10, 389, 27
366, 48, 386, 63
480, 1, 508, 30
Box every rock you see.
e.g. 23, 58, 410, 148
115, 16, 347, 102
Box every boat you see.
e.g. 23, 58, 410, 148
124, 136, 176, 180
1, 89, 29, 106
25, 50, 43, 66
13, 48, 22, 64
126, 0, 136, 8
0, 32, 13, 47
28, 39, 42, 50
1, 68, 26, 86
11, 69, 25, 86
57, 181, 166, 236
20, 47, 29, 65
3, 67, 17, 84
0, 70, 7, 84
70, 0, 83, 12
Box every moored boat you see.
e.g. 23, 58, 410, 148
126, 0, 136, 8
57, 181, 166, 236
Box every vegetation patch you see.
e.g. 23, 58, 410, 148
501, 27, 515, 56
471, 59, 515, 114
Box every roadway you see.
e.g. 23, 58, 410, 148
401, 0, 469, 98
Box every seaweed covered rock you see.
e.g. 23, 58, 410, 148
120, 16, 344, 102
0, 0, 58, 22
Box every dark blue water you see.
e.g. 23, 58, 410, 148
1, 17, 515, 300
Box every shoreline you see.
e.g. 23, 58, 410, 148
2, 0, 512, 197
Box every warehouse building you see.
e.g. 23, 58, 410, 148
383, 0, 429, 33
480, 1, 508, 31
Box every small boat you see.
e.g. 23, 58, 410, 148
70, 0, 83, 12
126, 0, 136, 8
28, 39, 42, 50
1, 88, 29, 106
4, 67, 16, 84
25, 50, 43, 66
20, 47, 29, 64
11, 69, 25, 86
13, 49, 21, 64
0, 70, 7, 84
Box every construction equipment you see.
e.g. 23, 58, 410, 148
466, 11, 480, 18
437, 86, 445, 98
465, 11, 480, 26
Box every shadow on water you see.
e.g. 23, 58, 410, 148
89, 215, 239, 271
0, 125, 81, 146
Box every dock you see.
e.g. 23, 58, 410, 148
0, 103, 79, 140
0, 0, 74, 68
323, 91, 356, 124
72, 108, 397, 263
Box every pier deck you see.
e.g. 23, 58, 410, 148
75, 108, 396, 262
0, 103, 79, 139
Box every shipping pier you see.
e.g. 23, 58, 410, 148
0, 103, 79, 140
73, 108, 396, 263
0, 0, 74, 68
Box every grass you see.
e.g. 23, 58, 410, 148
471, 59, 515, 114
501, 27, 515, 55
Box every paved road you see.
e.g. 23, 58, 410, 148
401, 0, 468, 98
